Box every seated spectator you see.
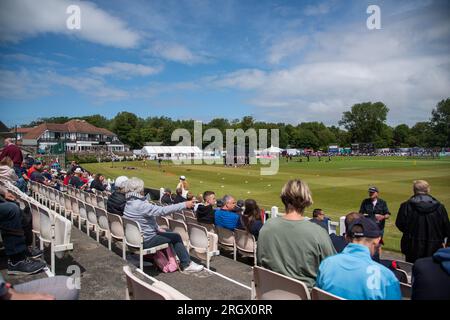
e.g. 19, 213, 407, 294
81, 171, 90, 185
90, 173, 106, 192
69, 168, 87, 189
42, 166, 52, 181
0, 157, 18, 182
16, 160, 30, 193
173, 188, 187, 204
316, 217, 401, 300
123, 178, 203, 273
63, 172, 72, 186
257, 179, 336, 289
107, 176, 128, 216
214, 195, 240, 231
411, 247, 450, 300
29, 163, 50, 186
238, 199, 263, 240
196, 191, 216, 224
311, 208, 330, 231
0, 273, 79, 300
330, 212, 363, 253
0, 186, 46, 275
160, 188, 174, 205
27, 160, 42, 178
233, 199, 244, 214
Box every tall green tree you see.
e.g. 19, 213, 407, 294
339, 102, 389, 143
430, 98, 450, 147
393, 124, 410, 147
111, 112, 142, 149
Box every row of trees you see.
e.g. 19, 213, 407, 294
23, 99, 449, 150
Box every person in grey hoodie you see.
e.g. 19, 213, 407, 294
123, 177, 203, 273
412, 247, 450, 300
396, 180, 450, 263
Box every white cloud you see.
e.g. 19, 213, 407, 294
0, 68, 51, 99
0, 0, 140, 48
205, 4, 450, 125
0, 68, 129, 101
147, 41, 211, 64
88, 62, 162, 78
267, 35, 308, 65
304, 3, 332, 16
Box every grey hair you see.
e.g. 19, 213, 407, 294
223, 195, 234, 205
125, 177, 145, 194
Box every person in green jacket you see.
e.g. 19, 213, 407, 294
257, 179, 336, 289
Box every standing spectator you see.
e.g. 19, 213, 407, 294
411, 247, 450, 300
359, 186, 390, 237
311, 208, 330, 231
316, 217, 401, 300
160, 188, 174, 205
238, 199, 263, 240
176, 175, 189, 198
173, 188, 187, 204
214, 195, 240, 231
0, 138, 23, 178
90, 173, 106, 192
123, 177, 203, 273
107, 176, 128, 216
396, 180, 450, 263
196, 191, 216, 224
257, 179, 336, 289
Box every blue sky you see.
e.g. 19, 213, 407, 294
0, 0, 449, 127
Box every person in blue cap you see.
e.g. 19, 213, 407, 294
316, 216, 401, 300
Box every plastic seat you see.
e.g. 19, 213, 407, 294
252, 266, 311, 300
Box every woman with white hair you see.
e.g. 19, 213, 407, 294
123, 177, 203, 273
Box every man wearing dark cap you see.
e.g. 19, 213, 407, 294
359, 186, 390, 236
316, 217, 401, 300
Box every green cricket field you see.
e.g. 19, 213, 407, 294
82, 156, 450, 252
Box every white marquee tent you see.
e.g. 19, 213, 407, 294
141, 146, 203, 159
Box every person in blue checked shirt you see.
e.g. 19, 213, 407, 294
316, 216, 401, 300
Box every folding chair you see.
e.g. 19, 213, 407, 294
311, 287, 346, 300
95, 207, 111, 250
108, 213, 126, 259
185, 216, 198, 226
76, 199, 88, 230
234, 229, 257, 266
85, 203, 99, 242
215, 226, 236, 260
182, 210, 196, 218
168, 219, 190, 250
123, 266, 190, 300
156, 216, 170, 230
252, 266, 311, 300
187, 223, 219, 269
172, 212, 186, 223
122, 217, 169, 271
39, 206, 74, 274
96, 195, 106, 210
